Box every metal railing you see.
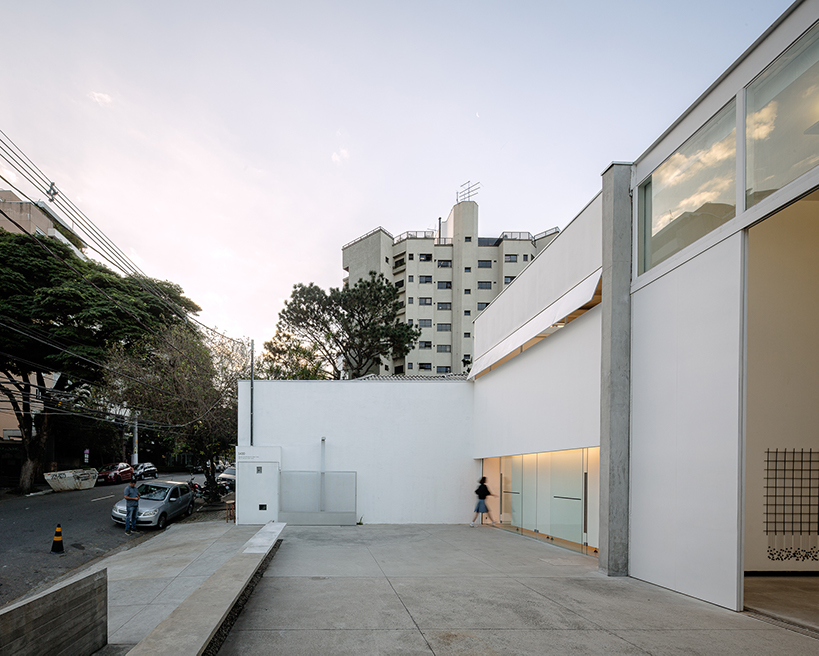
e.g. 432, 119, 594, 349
342, 226, 394, 250
394, 230, 435, 244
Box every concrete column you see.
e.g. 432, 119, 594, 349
599, 162, 633, 576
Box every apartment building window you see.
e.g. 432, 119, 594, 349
437, 281, 452, 289
464, 267, 471, 273
399, 300, 405, 308
408, 297, 414, 304
409, 253, 414, 260
464, 354, 471, 361
437, 302, 451, 310
394, 365, 404, 374
419, 253, 432, 261
419, 363, 432, 371
437, 344, 451, 353
477, 281, 492, 290
478, 260, 492, 268
477, 303, 489, 310
385, 256, 390, 263
437, 323, 451, 332
464, 288, 471, 295
419, 297, 432, 305
408, 363, 413, 370
504, 276, 516, 284
408, 319, 413, 326
465, 236, 472, 242
437, 366, 451, 374
395, 280, 404, 289
419, 319, 432, 327
504, 254, 518, 262
419, 275, 432, 284
523, 254, 528, 262
464, 332, 471, 338
394, 257, 405, 267
464, 310, 471, 316
438, 259, 452, 268
408, 275, 414, 282
419, 341, 432, 349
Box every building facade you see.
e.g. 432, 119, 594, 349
342, 200, 558, 375
237, 0, 819, 618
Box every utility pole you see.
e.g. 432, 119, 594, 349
132, 413, 139, 465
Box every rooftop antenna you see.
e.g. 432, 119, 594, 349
457, 180, 481, 203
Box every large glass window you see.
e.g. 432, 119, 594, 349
747, 21, 819, 208
639, 100, 736, 274
490, 447, 599, 555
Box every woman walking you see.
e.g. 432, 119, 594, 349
471, 476, 498, 526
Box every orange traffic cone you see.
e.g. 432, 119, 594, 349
51, 524, 64, 554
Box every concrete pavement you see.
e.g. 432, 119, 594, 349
47, 519, 283, 654
217, 524, 819, 656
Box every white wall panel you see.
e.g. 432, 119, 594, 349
631, 234, 744, 610
238, 380, 476, 524
473, 305, 601, 458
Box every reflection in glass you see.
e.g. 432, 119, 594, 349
747, 21, 819, 208
639, 100, 736, 274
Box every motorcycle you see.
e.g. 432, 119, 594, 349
188, 476, 205, 498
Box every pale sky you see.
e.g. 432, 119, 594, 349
0, 0, 795, 346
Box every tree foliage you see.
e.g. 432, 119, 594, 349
102, 324, 248, 500
276, 272, 421, 379
0, 229, 200, 492
257, 330, 328, 380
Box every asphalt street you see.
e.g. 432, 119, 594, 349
0, 471, 203, 607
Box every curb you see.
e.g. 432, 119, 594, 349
125, 522, 285, 656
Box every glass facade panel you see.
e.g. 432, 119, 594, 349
486, 447, 599, 555
747, 21, 819, 208
639, 100, 736, 274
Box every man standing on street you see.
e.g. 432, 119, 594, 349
124, 478, 140, 535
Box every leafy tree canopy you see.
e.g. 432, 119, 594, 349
276, 272, 421, 379
257, 330, 328, 380
102, 324, 247, 501
0, 229, 200, 492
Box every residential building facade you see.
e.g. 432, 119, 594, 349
341, 200, 558, 375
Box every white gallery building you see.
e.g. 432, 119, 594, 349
237, 0, 819, 613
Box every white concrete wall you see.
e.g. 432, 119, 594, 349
238, 379, 477, 524
630, 234, 744, 610
474, 193, 601, 359
473, 305, 602, 459
745, 195, 819, 572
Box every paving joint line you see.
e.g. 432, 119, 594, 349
365, 542, 437, 655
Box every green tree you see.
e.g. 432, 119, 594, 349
102, 324, 247, 501
276, 272, 421, 379
257, 330, 328, 380
0, 230, 199, 492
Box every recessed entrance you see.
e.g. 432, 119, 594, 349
744, 188, 819, 631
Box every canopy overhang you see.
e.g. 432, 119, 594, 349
469, 268, 603, 380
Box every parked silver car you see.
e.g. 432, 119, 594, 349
111, 481, 194, 529
217, 466, 236, 491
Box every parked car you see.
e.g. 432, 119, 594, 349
133, 462, 158, 480
111, 481, 194, 529
97, 462, 134, 484
217, 466, 236, 490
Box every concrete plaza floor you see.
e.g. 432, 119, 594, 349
218, 524, 819, 656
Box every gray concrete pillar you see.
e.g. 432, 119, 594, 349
599, 162, 633, 576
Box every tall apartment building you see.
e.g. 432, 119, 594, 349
342, 200, 558, 376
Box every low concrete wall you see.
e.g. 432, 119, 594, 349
0, 569, 107, 656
